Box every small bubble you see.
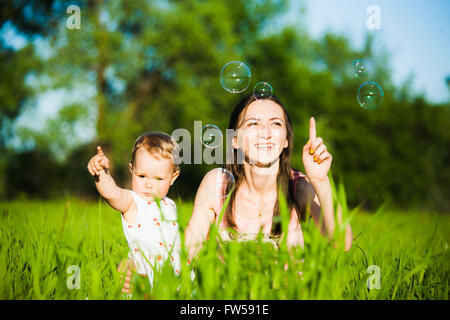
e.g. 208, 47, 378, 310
253, 82, 273, 99
215, 168, 235, 199
352, 59, 371, 78
357, 81, 383, 110
201, 124, 222, 148
220, 61, 251, 93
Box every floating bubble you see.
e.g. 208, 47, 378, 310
357, 81, 384, 110
214, 167, 235, 199
201, 124, 222, 148
220, 61, 251, 93
202, 168, 236, 206
352, 59, 371, 78
253, 82, 273, 99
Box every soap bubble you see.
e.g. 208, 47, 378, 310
201, 168, 235, 207
220, 61, 251, 93
357, 81, 384, 110
214, 167, 235, 199
352, 59, 371, 78
253, 82, 273, 99
201, 124, 222, 148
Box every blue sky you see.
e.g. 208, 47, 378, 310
293, 0, 450, 103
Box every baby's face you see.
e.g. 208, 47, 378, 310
130, 148, 179, 203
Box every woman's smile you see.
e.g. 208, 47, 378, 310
255, 142, 274, 151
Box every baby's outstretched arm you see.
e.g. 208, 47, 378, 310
87, 146, 133, 213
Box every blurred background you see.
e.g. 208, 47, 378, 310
0, 0, 448, 213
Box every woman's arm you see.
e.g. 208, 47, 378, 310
295, 173, 353, 251
287, 208, 304, 248
308, 177, 335, 238
300, 117, 352, 251
184, 170, 217, 260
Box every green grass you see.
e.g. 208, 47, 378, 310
0, 189, 448, 300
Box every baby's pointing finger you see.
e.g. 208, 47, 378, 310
97, 146, 104, 156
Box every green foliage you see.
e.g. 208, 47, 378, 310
0, 45, 40, 148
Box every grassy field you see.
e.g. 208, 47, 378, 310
0, 191, 448, 300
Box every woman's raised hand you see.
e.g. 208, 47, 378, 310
87, 146, 110, 176
302, 117, 332, 183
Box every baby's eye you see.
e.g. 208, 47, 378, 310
155, 177, 163, 181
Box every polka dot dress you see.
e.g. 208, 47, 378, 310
121, 190, 181, 287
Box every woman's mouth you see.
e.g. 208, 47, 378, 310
255, 143, 274, 150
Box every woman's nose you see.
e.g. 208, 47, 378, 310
258, 123, 271, 138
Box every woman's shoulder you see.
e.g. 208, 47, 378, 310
290, 168, 309, 183
290, 168, 314, 196
194, 168, 227, 209
202, 168, 234, 191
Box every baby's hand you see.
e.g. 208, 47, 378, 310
87, 146, 110, 176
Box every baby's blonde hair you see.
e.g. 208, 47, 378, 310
131, 132, 180, 172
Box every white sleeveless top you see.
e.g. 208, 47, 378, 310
121, 190, 181, 287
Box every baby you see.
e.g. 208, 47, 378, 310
87, 132, 182, 289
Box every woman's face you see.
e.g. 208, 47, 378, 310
233, 99, 289, 166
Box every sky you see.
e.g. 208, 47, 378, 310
295, 0, 450, 104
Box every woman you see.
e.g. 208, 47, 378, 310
184, 93, 353, 259
119, 93, 353, 293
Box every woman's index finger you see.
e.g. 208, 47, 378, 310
97, 146, 104, 156
309, 117, 316, 141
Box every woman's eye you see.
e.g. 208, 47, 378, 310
273, 122, 282, 126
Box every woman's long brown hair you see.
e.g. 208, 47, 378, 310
223, 94, 301, 235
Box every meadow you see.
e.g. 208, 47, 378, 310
0, 188, 448, 300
